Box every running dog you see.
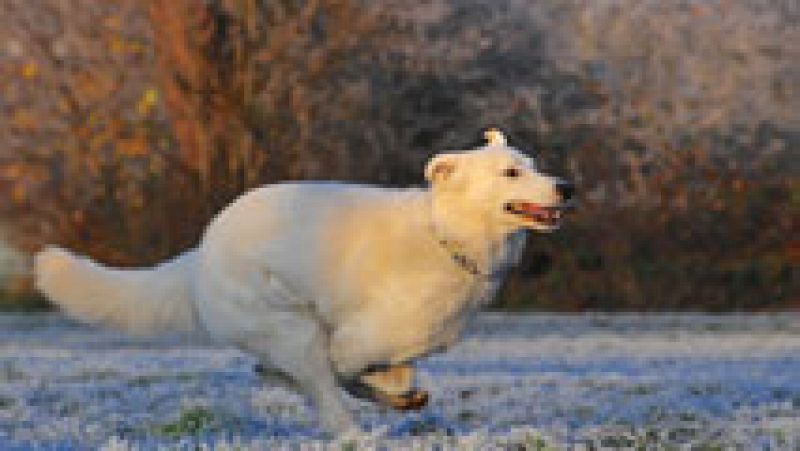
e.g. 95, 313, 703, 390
34, 130, 573, 434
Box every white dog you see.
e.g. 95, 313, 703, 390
34, 130, 573, 434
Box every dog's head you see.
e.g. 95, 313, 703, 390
425, 129, 573, 233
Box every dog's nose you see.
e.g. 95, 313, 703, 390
555, 180, 575, 202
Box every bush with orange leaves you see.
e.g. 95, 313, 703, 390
0, 0, 797, 310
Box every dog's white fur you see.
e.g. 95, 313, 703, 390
34, 131, 564, 433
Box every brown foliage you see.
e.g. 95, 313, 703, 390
0, 0, 797, 309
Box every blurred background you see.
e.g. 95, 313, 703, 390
0, 0, 797, 311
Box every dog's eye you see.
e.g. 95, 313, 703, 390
503, 167, 521, 178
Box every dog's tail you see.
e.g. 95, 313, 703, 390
34, 246, 198, 335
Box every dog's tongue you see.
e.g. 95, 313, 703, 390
517, 202, 546, 214
517, 202, 561, 221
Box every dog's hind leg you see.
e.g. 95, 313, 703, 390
254, 363, 300, 391
241, 312, 355, 435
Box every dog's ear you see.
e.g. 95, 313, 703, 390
424, 153, 460, 184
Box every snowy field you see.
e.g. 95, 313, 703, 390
1, 313, 799, 450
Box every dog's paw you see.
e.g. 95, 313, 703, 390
339, 363, 430, 411
387, 388, 430, 411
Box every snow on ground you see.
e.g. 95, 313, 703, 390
0, 313, 799, 449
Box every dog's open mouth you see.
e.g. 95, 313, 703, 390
504, 201, 566, 228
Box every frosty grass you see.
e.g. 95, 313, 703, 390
0, 313, 798, 449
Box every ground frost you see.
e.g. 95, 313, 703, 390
0, 313, 798, 449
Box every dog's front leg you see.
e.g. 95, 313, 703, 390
329, 320, 430, 410
241, 312, 355, 435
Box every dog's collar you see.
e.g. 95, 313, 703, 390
436, 237, 508, 280
438, 238, 482, 277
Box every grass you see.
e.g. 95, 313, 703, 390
153, 406, 219, 439
0, 313, 798, 448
